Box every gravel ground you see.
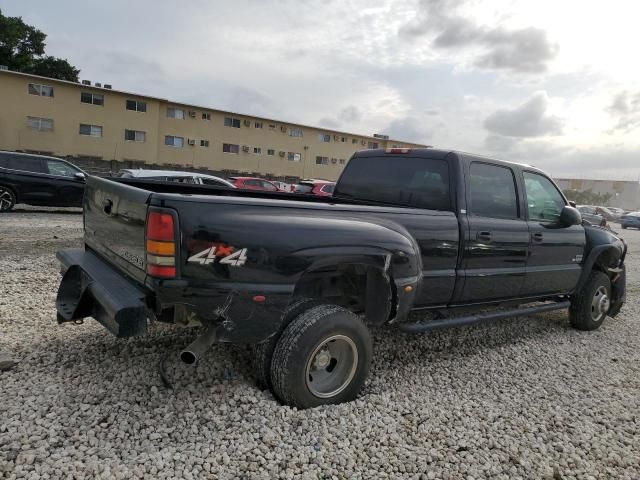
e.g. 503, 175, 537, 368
1, 207, 639, 479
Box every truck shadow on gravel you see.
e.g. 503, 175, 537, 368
24, 309, 593, 407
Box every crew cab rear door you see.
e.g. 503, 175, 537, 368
457, 161, 529, 303
521, 171, 585, 295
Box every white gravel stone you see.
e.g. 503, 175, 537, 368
1, 207, 639, 479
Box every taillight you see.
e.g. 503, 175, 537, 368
146, 210, 177, 278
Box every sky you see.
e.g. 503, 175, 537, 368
2, 0, 640, 179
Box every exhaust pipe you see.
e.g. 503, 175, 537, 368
180, 323, 218, 365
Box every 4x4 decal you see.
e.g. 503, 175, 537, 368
188, 246, 248, 266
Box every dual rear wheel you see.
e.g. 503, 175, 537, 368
255, 303, 372, 409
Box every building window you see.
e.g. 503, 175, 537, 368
288, 152, 301, 162
268, 124, 276, 130
202, 112, 211, 120
126, 100, 147, 112
124, 129, 145, 142
164, 135, 184, 147
224, 117, 241, 128
289, 128, 303, 137
319, 134, 331, 143
341, 137, 346, 142
352, 139, 358, 144
315, 156, 329, 165
28, 83, 54, 97
339, 158, 346, 165
255, 122, 263, 129
167, 107, 185, 119
80, 92, 104, 105
253, 147, 261, 154
223, 143, 239, 154
267, 149, 275, 156
367, 141, 379, 149
79, 124, 103, 137
27, 116, 54, 131
201, 140, 210, 147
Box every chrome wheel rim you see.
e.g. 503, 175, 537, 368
0, 189, 13, 211
305, 335, 358, 398
591, 286, 610, 322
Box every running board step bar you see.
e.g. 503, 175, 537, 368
398, 301, 571, 334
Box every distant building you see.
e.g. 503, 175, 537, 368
555, 177, 640, 210
0, 69, 424, 181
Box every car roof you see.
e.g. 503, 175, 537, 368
120, 169, 201, 178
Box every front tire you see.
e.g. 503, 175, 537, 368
569, 271, 611, 331
0, 186, 15, 212
270, 304, 372, 409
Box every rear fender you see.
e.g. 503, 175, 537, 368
291, 247, 421, 325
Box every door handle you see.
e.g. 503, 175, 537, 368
477, 231, 492, 242
532, 232, 543, 242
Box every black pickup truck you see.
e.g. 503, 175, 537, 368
56, 148, 627, 408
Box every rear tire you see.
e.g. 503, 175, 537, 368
270, 304, 372, 409
252, 298, 323, 390
0, 186, 15, 212
569, 271, 611, 331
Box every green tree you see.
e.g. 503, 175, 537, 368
0, 9, 79, 81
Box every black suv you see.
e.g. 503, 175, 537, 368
0, 151, 86, 212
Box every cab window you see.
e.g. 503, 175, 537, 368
46, 160, 79, 177
468, 163, 518, 219
524, 172, 565, 222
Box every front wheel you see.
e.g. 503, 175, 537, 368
569, 271, 611, 331
0, 186, 15, 212
270, 304, 372, 408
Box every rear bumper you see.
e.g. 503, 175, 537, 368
56, 249, 149, 337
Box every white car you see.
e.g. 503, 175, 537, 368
115, 169, 235, 188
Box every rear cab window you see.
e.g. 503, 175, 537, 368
468, 162, 519, 219
335, 155, 452, 211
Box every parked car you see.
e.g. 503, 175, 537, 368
271, 181, 295, 192
0, 151, 86, 212
115, 169, 235, 188
577, 205, 607, 227
230, 177, 282, 191
620, 212, 640, 229
608, 207, 625, 219
595, 206, 618, 221
56, 148, 627, 408
294, 180, 336, 196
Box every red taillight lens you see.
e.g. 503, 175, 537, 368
147, 265, 176, 278
146, 210, 177, 278
147, 211, 175, 241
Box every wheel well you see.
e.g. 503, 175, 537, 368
292, 264, 396, 326
592, 248, 620, 275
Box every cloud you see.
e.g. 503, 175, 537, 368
483, 92, 563, 137
383, 116, 435, 143
607, 90, 640, 132
318, 105, 362, 129
400, 0, 558, 73
475, 28, 558, 74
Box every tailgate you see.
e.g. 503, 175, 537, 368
84, 176, 151, 284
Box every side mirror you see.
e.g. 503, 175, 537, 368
74, 172, 86, 181
559, 205, 582, 226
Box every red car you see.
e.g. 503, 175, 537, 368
229, 177, 282, 191
294, 180, 335, 196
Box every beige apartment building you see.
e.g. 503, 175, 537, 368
0, 69, 424, 181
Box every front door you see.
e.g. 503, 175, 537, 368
43, 159, 85, 207
521, 171, 586, 296
457, 162, 530, 303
